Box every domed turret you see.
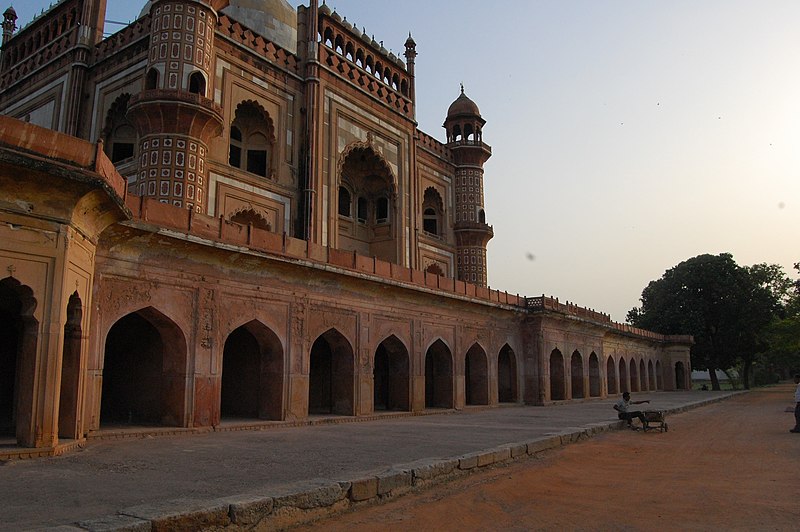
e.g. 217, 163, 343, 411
443, 86, 493, 287
443, 85, 486, 144
447, 86, 481, 119
2, 5, 17, 45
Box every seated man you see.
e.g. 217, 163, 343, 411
614, 391, 650, 429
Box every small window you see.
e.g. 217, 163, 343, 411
423, 208, 437, 235
188, 71, 206, 95
478, 209, 486, 223
229, 101, 274, 178
376, 197, 389, 223
338, 186, 351, 217
145, 68, 159, 90
247, 148, 267, 176
357, 197, 367, 223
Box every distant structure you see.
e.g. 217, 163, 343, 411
0, 0, 691, 455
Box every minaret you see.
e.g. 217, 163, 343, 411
1, 6, 16, 46
127, 0, 227, 212
444, 86, 493, 287
404, 33, 417, 117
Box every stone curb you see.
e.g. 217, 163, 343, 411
60, 393, 740, 531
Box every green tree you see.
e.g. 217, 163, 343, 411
627, 253, 785, 390
757, 262, 800, 380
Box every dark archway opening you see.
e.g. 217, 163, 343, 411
101, 308, 186, 428
465, 344, 489, 406
675, 361, 686, 390
497, 344, 517, 403
640, 360, 648, 391
221, 321, 284, 421
373, 335, 410, 412
309, 329, 354, 416
570, 350, 584, 399
58, 292, 82, 439
606, 357, 617, 395
425, 340, 453, 408
589, 352, 601, 397
0, 277, 38, 444
648, 360, 656, 392
549, 349, 565, 400
619, 358, 628, 393
0, 282, 21, 436
629, 359, 639, 392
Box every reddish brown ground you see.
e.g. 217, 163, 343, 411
299, 385, 799, 531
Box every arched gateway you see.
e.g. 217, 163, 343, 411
101, 307, 188, 428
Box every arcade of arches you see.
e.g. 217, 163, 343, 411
0, 255, 692, 451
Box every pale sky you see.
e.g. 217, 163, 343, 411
16, 1, 800, 322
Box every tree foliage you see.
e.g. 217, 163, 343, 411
627, 253, 790, 389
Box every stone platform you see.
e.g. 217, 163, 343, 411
0, 390, 738, 531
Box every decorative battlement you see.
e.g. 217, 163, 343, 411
526, 295, 692, 344
216, 14, 299, 75
118, 195, 689, 347
92, 13, 151, 63
124, 194, 523, 307
318, 10, 412, 118
526, 295, 612, 323
416, 131, 452, 162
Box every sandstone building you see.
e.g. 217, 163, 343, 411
0, 0, 691, 456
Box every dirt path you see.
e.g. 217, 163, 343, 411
297, 385, 800, 531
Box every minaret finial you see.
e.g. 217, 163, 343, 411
460, 82, 464, 94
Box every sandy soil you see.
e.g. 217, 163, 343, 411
297, 384, 800, 531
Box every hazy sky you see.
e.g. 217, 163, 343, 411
16, 1, 800, 321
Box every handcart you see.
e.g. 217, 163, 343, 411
642, 410, 668, 432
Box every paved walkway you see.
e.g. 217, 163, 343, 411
0, 391, 736, 530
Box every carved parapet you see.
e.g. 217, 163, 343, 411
216, 14, 298, 74
416, 131, 452, 162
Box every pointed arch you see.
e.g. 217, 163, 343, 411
425, 339, 453, 408
221, 320, 284, 421
570, 350, 584, 399
230, 100, 276, 178
497, 344, 518, 403
648, 360, 656, 392
422, 187, 444, 237
0, 277, 39, 446
619, 357, 628, 393
58, 292, 83, 439
465, 343, 489, 406
550, 349, 565, 401
629, 358, 639, 392
309, 328, 355, 415
606, 356, 617, 395
640, 359, 648, 391
102, 93, 136, 163
373, 335, 410, 412
101, 306, 188, 428
588, 352, 601, 397
337, 142, 398, 262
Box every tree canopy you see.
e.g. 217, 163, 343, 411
627, 253, 792, 389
